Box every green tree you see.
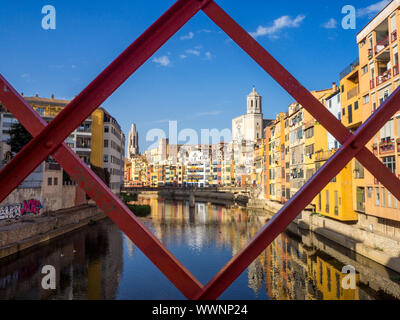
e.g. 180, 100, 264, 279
7, 122, 32, 154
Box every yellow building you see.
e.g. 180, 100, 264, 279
310, 83, 358, 221
91, 108, 125, 194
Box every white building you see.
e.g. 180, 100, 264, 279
232, 87, 264, 143
325, 90, 341, 150
102, 110, 126, 194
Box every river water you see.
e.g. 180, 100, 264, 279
0, 198, 399, 300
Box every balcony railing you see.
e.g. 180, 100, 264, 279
375, 35, 389, 55
347, 86, 359, 100
392, 30, 398, 43
315, 150, 335, 162
376, 69, 391, 86
394, 65, 399, 77
379, 138, 395, 154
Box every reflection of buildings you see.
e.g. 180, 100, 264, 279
0, 219, 123, 300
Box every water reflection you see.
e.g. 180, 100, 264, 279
0, 198, 399, 300
0, 220, 123, 300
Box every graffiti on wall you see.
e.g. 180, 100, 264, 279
0, 199, 43, 221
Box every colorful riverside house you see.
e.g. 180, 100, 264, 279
176, 163, 185, 187
263, 126, 271, 199
124, 158, 132, 187
287, 88, 335, 202
124, 156, 147, 187
311, 83, 358, 221
268, 113, 286, 202
356, 0, 400, 235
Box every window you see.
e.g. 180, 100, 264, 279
326, 190, 330, 213
383, 156, 396, 173
380, 120, 394, 140
48, 177, 52, 186
362, 65, 368, 74
54, 177, 58, 186
391, 13, 397, 33
398, 117, 400, 136
382, 188, 386, 207
318, 193, 322, 211
367, 187, 373, 198
334, 191, 339, 216
104, 139, 109, 148
354, 101, 359, 110
305, 144, 314, 156
363, 94, 370, 104
305, 127, 314, 139
376, 188, 380, 206
104, 126, 109, 133
341, 85, 344, 93
104, 155, 109, 163
342, 108, 346, 116
388, 191, 392, 208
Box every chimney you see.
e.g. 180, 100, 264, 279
332, 82, 338, 91
21, 92, 24, 96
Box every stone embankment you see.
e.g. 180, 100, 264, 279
0, 204, 106, 259
248, 198, 400, 275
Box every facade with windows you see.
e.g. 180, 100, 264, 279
91, 108, 125, 194
357, 0, 400, 225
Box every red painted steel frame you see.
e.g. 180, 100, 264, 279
1, 0, 400, 301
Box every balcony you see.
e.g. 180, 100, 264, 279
394, 65, 399, 77
379, 138, 395, 154
375, 36, 389, 55
392, 30, 398, 43
315, 150, 335, 162
347, 86, 359, 100
376, 69, 391, 87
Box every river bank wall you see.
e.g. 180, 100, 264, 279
248, 198, 400, 275
0, 204, 106, 259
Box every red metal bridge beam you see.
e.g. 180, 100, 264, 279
194, 1, 400, 299
196, 86, 400, 299
0, 0, 211, 203
0, 79, 204, 300
0, 0, 211, 300
202, 0, 400, 202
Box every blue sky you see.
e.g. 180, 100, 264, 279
0, 0, 392, 152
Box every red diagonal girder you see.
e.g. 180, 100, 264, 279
0, 75, 203, 299
202, 1, 400, 203
0, 0, 212, 300
0, 0, 212, 202
0, 0, 399, 301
